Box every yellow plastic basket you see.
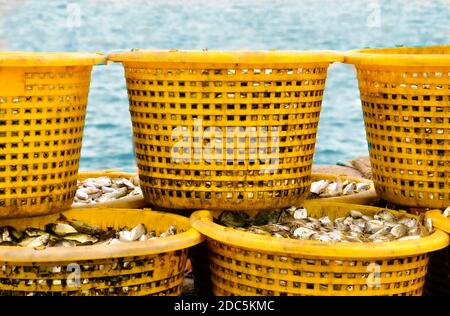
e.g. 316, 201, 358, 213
0, 208, 203, 296
345, 45, 450, 209
0, 52, 105, 218
74, 170, 146, 209
309, 173, 378, 204
108, 50, 343, 212
424, 210, 450, 296
190, 201, 449, 296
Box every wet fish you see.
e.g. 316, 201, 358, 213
45, 223, 78, 237
293, 208, 308, 220
310, 180, 330, 195
218, 211, 249, 227
0, 215, 178, 249
118, 229, 133, 242
130, 224, 146, 241
343, 182, 357, 195
252, 210, 280, 225
73, 176, 143, 206
63, 234, 98, 245
1, 226, 23, 242
309, 179, 370, 198
390, 224, 408, 238
21, 234, 50, 249
219, 206, 429, 243
24, 228, 47, 237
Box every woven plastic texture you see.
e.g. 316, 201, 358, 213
109, 50, 342, 211
0, 208, 203, 296
0, 53, 104, 218
345, 46, 450, 209
191, 201, 449, 296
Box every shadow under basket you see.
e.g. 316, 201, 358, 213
190, 201, 449, 296
424, 210, 450, 296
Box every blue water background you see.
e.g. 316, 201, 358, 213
1, 0, 449, 172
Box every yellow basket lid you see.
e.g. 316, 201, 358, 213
344, 45, 450, 66
108, 49, 343, 64
0, 52, 106, 67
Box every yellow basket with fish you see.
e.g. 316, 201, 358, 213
73, 170, 147, 209
309, 173, 378, 205
0, 52, 105, 219
345, 45, 450, 209
0, 208, 203, 296
190, 201, 449, 296
424, 210, 450, 296
108, 50, 343, 212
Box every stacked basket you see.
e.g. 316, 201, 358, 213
345, 45, 450, 296
108, 49, 342, 212
0, 53, 203, 296
0, 208, 203, 296
108, 48, 450, 296
2, 47, 450, 297
345, 45, 450, 210
190, 202, 448, 296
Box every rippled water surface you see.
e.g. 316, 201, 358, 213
1, 0, 449, 171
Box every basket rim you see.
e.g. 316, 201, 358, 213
108, 49, 343, 64
309, 173, 378, 203
0, 208, 204, 262
77, 169, 138, 178
426, 210, 450, 234
190, 202, 449, 258
0, 52, 106, 67
344, 45, 450, 66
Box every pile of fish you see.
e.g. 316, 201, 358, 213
73, 176, 143, 205
309, 179, 371, 198
218, 206, 432, 243
0, 214, 177, 249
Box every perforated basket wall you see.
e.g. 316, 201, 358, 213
0, 251, 188, 296
345, 46, 450, 209
0, 208, 203, 296
0, 53, 104, 218
109, 50, 341, 211
190, 202, 449, 296
208, 241, 429, 296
